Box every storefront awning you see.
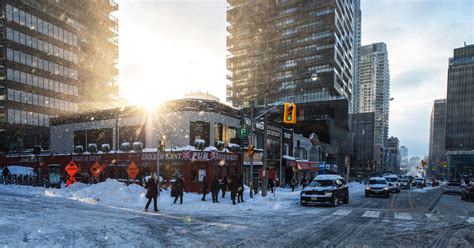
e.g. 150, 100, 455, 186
291, 161, 319, 171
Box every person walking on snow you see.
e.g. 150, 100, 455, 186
173, 175, 187, 205
252, 178, 259, 195
237, 174, 244, 203
301, 176, 308, 189
290, 176, 298, 192
268, 178, 275, 194
201, 176, 209, 201
2, 166, 10, 184
144, 174, 159, 212
221, 176, 228, 198
230, 174, 239, 205
211, 176, 220, 203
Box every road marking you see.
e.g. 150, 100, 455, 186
332, 209, 352, 216
467, 217, 474, 224
394, 212, 412, 220
362, 210, 380, 218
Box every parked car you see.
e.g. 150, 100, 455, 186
412, 177, 426, 187
365, 177, 390, 198
443, 181, 462, 194
383, 174, 400, 193
461, 182, 474, 201
399, 178, 410, 189
300, 175, 349, 207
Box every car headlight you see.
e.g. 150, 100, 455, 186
324, 191, 333, 196
384, 187, 389, 190
366, 187, 371, 190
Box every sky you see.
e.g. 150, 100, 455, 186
115, 0, 474, 158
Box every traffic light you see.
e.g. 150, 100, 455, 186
283, 102, 296, 124
248, 144, 255, 157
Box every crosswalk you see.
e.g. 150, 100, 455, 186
324, 209, 474, 224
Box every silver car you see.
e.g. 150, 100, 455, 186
443, 181, 462, 194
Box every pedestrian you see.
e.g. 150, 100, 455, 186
144, 174, 159, 212
301, 176, 308, 189
290, 176, 297, 192
237, 174, 244, 203
230, 174, 238, 205
201, 176, 209, 201
221, 175, 228, 198
252, 178, 259, 195
2, 166, 11, 185
211, 176, 220, 203
269, 178, 275, 194
173, 175, 187, 205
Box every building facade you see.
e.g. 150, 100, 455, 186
226, 0, 361, 109
428, 99, 447, 178
350, 112, 376, 180
386, 136, 400, 174
399, 145, 408, 171
445, 44, 474, 180
0, 0, 118, 151
356, 43, 390, 147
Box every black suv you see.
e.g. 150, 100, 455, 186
300, 175, 349, 207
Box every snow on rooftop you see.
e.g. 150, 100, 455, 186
315, 174, 344, 180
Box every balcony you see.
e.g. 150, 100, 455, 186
109, 0, 119, 11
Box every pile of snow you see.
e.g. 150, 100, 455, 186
0, 166, 36, 176
0, 179, 373, 215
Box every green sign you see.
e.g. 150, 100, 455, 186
238, 128, 249, 138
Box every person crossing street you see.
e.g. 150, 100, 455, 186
144, 174, 159, 212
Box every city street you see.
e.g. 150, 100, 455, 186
1, 186, 472, 247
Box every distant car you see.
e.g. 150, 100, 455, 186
365, 177, 390, 198
300, 175, 349, 207
399, 178, 410, 189
412, 177, 426, 187
383, 174, 400, 193
443, 181, 462, 194
461, 182, 474, 201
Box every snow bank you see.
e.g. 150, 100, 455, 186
0, 179, 371, 215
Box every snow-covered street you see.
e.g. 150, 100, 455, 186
1, 181, 473, 247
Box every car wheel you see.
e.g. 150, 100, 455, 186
343, 194, 349, 204
331, 196, 338, 207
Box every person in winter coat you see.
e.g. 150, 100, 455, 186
237, 174, 244, 203
230, 174, 239, 205
201, 176, 209, 201
301, 176, 308, 189
221, 176, 228, 198
290, 176, 298, 192
252, 179, 259, 195
211, 176, 221, 203
268, 179, 275, 194
2, 166, 11, 184
144, 174, 159, 212
173, 175, 187, 205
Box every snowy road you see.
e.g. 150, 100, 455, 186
1, 185, 473, 247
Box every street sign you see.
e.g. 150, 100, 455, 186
65, 161, 79, 177
127, 161, 139, 179
90, 161, 102, 178
238, 127, 249, 138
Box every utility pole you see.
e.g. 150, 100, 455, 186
156, 139, 161, 196
249, 101, 255, 198
262, 90, 269, 197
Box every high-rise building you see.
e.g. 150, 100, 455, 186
226, 0, 361, 109
445, 44, 474, 180
399, 145, 408, 170
350, 112, 377, 179
428, 99, 447, 177
386, 136, 400, 173
352, 0, 362, 114
0, 0, 118, 150
356, 43, 390, 146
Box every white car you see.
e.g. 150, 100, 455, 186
384, 174, 401, 193
365, 177, 390, 198
443, 181, 462, 194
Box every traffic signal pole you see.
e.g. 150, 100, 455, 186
249, 101, 255, 198
262, 91, 269, 197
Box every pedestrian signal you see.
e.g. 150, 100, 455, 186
283, 102, 296, 124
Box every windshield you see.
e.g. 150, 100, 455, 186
385, 177, 398, 182
309, 180, 334, 187
447, 181, 461, 186
369, 179, 386, 185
